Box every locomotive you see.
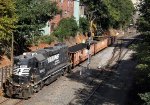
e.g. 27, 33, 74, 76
3, 43, 71, 99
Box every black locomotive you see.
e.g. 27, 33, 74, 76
3, 43, 71, 99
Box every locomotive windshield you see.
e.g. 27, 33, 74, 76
12, 75, 29, 84
16, 59, 28, 67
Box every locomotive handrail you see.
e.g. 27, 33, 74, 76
32, 64, 69, 86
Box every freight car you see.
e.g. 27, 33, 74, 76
68, 36, 116, 67
3, 43, 71, 99
3, 36, 116, 99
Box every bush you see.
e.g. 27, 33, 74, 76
53, 17, 78, 41
26, 35, 55, 45
131, 32, 150, 104
39, 35, 55, 44
139, 92, 150, 105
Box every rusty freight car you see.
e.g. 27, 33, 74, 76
69, 43, 89, 67
94, 37, 108, 54
68, 36, 115, 68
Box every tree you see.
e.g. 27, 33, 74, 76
137, 0, 150, 32
103, 0, 134, 28
13, 0, 59, 54
80, 0, 106, 33
130, 0, 150, 104
0, 0, 17, 41
0, 0, 17, 56
15, 0, 59, 37
53, 17, 78, 42
80, 0, 134, 30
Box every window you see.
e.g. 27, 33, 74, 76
60, 0, 63, 3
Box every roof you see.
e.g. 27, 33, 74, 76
34, 54, 45, 61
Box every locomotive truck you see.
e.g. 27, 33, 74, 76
3, 43, 71, 99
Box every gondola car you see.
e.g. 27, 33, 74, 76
3, 43, 71, 99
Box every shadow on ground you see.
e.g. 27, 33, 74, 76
66, 57, 137, 105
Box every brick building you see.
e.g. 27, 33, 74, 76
50, 0, 74, 32
42, 0, 80, 35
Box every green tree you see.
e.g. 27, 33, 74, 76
137, 0, 150, 32
15, 0, 59, 36
53, 17, 78, 42
81, 0, 134, 30
103, 0, 134, 28
0, 0, 17, 40
80, 0, 107, 32
14, 0, 59, 54
130, 0, 150, 104
0, 0, 17, 56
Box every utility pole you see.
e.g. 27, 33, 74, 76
11, 33, 14, 75
87, 32, 91, 70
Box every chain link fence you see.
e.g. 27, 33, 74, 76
0, 65, 12, 89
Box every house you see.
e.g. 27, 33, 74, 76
42, 0, 81, 35
43, 0, 84, 35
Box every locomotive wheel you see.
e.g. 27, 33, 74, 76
40, 81, 44, 90
67, 65, 72, 73
6, 87, 13, 98
28, 86, 33, 96
35, 84, 40, 93
22, 89, 30, 99
62, 69, 65, 76
45, 78, 51, 86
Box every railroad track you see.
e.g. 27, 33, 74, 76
106, 34, 138, 68
0, 98, 23, 105
82, 36, 139, 105
67, 35, 138, 105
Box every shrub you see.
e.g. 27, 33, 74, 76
53, 17, 78, 41
39, 35, 55, 44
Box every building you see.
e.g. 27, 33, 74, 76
42, 0, 81, 35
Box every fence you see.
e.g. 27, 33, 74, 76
0, 65, 12, 89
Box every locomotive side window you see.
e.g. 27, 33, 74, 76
35, 62, 38, 68
39, 61, 45, 69
28, 61, 32, 67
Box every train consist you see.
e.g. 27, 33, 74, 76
3, 36, 116, 99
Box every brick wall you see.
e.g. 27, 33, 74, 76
50, 0, 74, 32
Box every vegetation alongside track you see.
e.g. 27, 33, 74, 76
0, 0, 135, 57
128, 0, 150, 104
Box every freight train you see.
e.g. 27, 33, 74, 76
3, 36, 116, 99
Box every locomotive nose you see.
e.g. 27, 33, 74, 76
13, 67, 30, 76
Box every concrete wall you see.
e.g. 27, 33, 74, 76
73, 0, 80, 25
42, 0, 74, 35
